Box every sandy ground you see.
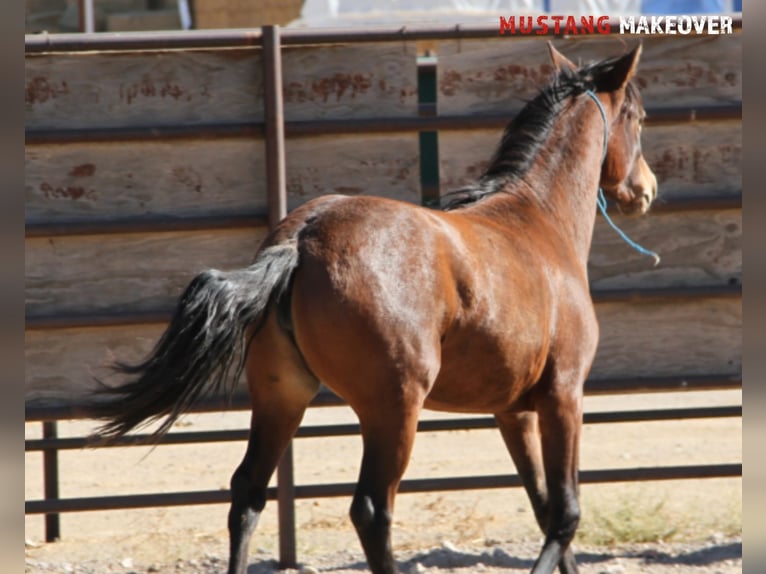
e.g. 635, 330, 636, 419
25, 390, 742, 573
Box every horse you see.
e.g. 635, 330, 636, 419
89, 43, 657, 574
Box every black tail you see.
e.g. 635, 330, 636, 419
89, 242, 299, 442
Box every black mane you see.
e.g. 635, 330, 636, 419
442, 56, 631, 210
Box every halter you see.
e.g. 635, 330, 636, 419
585, 90, 660, 266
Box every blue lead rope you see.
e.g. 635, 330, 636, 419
584, 90, 661, 267
596, 188, 661, 266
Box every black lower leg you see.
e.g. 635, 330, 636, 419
496, 412, 576, 574
529, 496, 578, 574
530, 499, 578, 574
227, 465, 267, 574
557, 547, 578, 574
532, 496, 580, 574
531, 464, 580, 574
350, 493, 398, 574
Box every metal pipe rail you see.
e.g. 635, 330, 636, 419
25, 16, 742, 53
25, 464, 743, 515
24, 104, 742, 146
24, 194, 741, 239
24, 373, 742, 423
25, 213, 270, 239
25, 405, 742, 452
23, 283, 742, 331
26, 400, 742, 516
26, 398, 742, 551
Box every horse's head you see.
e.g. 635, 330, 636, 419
550, 44, 658, 215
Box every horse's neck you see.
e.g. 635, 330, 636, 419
484, 102, 606, 267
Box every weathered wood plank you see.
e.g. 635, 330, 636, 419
25, 297, 741, 403
436, 34, 741, 115
25, 139, 266, 222
25, 324, 179, 405
592, 297, 741, 380
25, 49, 263, 131
589, 209, 741, 291
281, 42, 419, 121
25, 207, 742, 319
641, 122, 741, 197
284, 134, 420, 205
438, 121, 741, 199
25, 133, 421, 223
25, 43, 418, 130
25, 229, 268, 318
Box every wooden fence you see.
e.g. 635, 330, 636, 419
25, 21, 742, 568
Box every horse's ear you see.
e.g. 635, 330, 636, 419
547, 42, 577, 73
596, 43, 642, 92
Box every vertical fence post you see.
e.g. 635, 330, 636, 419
276, 445, 297, 569
263, 24, 288, 230
417, 57, 440, 207
77, 0, 95, 33
262, 24, 296, 569
42, 421, 61, 542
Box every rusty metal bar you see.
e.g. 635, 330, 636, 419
646, 105, 743, 126
25, 373, 741, 423
77, 0, 85, 33
397, 464, 743, 493
284, 104, 742, 134
78, 0, 95, 33
648, 195, 742, 214
23, 283, 741, 331
24, 16, 742, 53
24, 193, 741, 240
585, 373, 742, 395
25, 405, 742, 451
25, 29, 263, 53
25, 123, 265, 145
24, 463, 742, 515
25, 393, 257, 421
276, 444, 296, 569
262, 24, 295, 568
583, 405, 742, 423
42, 421, 60, 541
591, 283, 741, 305
25, 212, 268, 238
26, 489, 232, 513
25, 309, 169, 330
263, 25, 288, 229
24, 104, 742, 145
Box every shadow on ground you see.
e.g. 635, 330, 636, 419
245, 540, 741, 572
624, 541, 741, 566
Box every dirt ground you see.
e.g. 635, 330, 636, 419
25, 390, 742, 573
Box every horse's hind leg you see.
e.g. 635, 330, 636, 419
227, 314, 320, 574
350, 391, 423, 574
526, 387, 584, 574
228, 410, 302, 574
495, 410, 578, 574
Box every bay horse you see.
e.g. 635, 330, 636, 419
90, 43, 657, 574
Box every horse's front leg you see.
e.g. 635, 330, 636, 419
527, 380, 584, 574
495, 409, 578, 574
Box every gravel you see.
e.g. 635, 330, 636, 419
25, 537, 742, 574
